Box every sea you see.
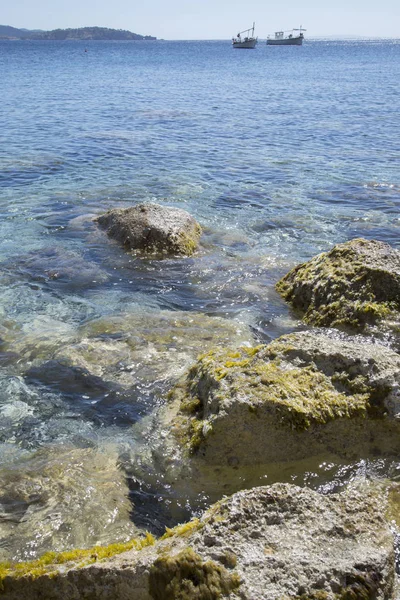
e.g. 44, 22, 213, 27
1, 38, 400, 561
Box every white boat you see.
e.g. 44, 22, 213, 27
232, 23, 258, 49
267, 26, 306, 46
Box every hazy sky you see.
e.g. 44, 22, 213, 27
3, 0, 400, 39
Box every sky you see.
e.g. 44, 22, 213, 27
2, 0, 400, 39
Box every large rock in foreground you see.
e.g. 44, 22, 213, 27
96, 203, 202, 256
0, 483, 395, 599
165, 330, 400, 466
276, 238, 400, 330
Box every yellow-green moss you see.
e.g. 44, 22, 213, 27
386, 484, 400, 528
161, 519, 203, 540
304, 300, 394, 329
176, 225, 202, 256
188, 418, 211, 453
224, 359, 250, 369
294, 593, 329, 600
243, 345, 264, 357
148, 547, 241, 600
219, 550, 237, 569
180, 397, 202, 414
239, 361, 369, 430
226, 351, 241, 359
0, 532, 155, 587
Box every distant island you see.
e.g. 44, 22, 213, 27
0, 25, 156, 40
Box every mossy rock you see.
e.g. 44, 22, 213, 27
168, 330, 400, 465
96, 203, 202, 257
275, 238, 400, 330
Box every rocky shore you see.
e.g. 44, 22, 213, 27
2, 222, 400, 599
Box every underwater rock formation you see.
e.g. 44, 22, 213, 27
0, 446, 141, 562
0, 482, 394, 599
2, 309, 252, 388
163, 330, 400, 466
276, 238, 400, 331
54, 310, 253, 388
96, 203, 202, 256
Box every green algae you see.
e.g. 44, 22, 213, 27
161, 519, 203, 540
148, 547, 241, 600
0, 532, 155, 588
276, 238, 400, 330
175, 224, 202, 256
246, 362, 368, 429
188, 418, 212, 453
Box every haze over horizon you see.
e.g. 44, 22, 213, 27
3, 0, 399, 40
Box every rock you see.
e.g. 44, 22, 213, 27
162, 330, 400, 467
96, 203, 202, 256
0, 483, 395, 599
9, 316, 78, 366
0, 446, 141, 562
2, 308, 252, 388
53, 310, 253, 388
12, 247, 108, 287
275, 238, 400, 331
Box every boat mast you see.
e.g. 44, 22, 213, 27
293, 25, 307, 35
237, 23, 255, 37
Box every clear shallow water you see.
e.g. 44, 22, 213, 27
1, 38, 400, 560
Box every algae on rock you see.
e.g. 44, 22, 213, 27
275, 238, 400, 331
148, 547, 241, 600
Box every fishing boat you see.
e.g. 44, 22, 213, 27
266, 26, 306, 46
232, 23, 258, 49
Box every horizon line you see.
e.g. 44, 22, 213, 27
1, 24, 399, 41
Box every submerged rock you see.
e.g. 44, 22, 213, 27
9, 316, 78, 366
0, 446, 141, 562
0, 482, 395, 599
162, 330, 400, 467
96, 203, 202, 256
276, 238, 400, 331
54, 310, 253, 388
8, 246, 108, 288
2, 308, 252, 389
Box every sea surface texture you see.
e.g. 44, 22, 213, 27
1, 39, 399, 561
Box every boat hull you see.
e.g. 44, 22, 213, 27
232, 39, 257, 49
267, 36, 303, 46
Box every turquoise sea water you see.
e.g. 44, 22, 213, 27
1, 39, 400, 560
